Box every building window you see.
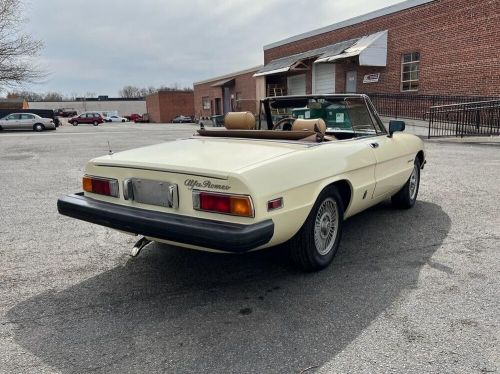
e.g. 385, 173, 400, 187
235, 92, 242, 110
202, 96, 210, 110
401, 52, 420, 92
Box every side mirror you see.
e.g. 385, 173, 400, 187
388, 120, 405, 137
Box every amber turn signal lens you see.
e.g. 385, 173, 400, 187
82, 176, 93, 193
230, 196, 253, 217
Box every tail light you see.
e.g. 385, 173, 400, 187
83, 175, 119, 197
193, 191, 254, 217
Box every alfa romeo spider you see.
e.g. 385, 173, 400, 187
58, 94, 425, 271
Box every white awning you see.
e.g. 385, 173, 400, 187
254, 31, 388, 77
253, 38, 358, 77
315, 30, 388, 66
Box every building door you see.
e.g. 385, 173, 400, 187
345, 71, 357, 93
313, 63, 336, 94
287, 74, 306, 96
223, 87, 231, 114
214, 98, 222, 115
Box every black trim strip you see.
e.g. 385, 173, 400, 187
57, 193, 274, 253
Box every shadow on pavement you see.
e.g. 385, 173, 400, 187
7, 201, 450, 373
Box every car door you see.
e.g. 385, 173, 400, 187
19, 114, 35, 129
360, 103, 412, 199
365, 134, 412, 199
2, 114, 21, 129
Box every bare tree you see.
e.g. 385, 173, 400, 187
119, 85, 141, 98
0, 0, 44, 91
43, 91, 63, 101
7, 89, 41, 101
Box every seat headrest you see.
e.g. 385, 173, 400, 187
292, 118, 326, 134
224, 111, 256, 130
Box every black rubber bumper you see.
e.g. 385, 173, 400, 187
57, 193, 274, 253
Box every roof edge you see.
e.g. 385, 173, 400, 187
193, 65, 263, 86
263, 0, 435, 51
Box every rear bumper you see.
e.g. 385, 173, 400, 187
57, 193, 274, 253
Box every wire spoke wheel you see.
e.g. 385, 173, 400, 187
409, 164, 419, 200
313, 198, 339, 256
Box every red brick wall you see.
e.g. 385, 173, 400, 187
264, 0, 500, 96
194, 70, 259, 118
146, 91, 194, 123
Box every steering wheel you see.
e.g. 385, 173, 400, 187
272, 117, 295, 130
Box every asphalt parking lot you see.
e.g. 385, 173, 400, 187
0, 123, 499, 374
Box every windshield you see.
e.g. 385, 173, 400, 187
261, 96, 384, 136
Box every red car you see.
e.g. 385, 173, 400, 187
69, 112, 104, 126
125, 113, 142, 122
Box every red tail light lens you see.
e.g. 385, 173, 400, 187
83, 176, 119, 197
193, 191, 254, 217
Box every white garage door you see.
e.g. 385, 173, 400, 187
287, 74, 306, 96
313, 63, 336, 94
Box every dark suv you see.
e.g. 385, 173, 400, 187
69, 113, 104, 126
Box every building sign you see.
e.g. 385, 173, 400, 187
363, 73, 380, 84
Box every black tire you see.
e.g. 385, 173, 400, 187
33, 123, 45, 132
391, 157, 421, 209
122, 119, 126, 122
93, 121, 99, 126
289, 186, 344, 271
72, 121, 78, 126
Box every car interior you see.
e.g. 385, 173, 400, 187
197, 96, 387, 142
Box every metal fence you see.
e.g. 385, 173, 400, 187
427, 100, 500, 138
366, 93, 499, 121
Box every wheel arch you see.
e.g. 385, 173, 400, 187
416, 150, 425, 168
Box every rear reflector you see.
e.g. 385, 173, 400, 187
267, 197, 283, 211
193, 191, 254, 217
83, 176, 119, 197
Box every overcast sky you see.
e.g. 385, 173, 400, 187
23, 0, 404, 96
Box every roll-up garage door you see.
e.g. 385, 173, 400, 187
287, 74, 306, 96
313, 63, 336, 94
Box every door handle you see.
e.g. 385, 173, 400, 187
370, 142, 379, 148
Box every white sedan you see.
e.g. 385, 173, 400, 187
104, 115, 128, 123
58, 94, 425, 271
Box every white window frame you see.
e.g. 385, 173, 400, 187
202, 96, 210, 110
401, 52, 420, 92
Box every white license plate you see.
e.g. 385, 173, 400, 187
129, 178, 178, 208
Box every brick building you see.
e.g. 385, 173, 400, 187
146, 90, 194, 123
194, 0, 498, 115
256, 0, 499, 97
193, 66, 264, 118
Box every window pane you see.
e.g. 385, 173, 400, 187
402, 72, 411, 81
410, 71, 419, 80
402, 82, 411, 91
413, 52, 420, 61
410, 63, 419, 72
403, 64, 411, 73
403, 54, 412, 63
411, 82, 419, 90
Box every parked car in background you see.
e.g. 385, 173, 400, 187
134, 113, 150, 123
104, 115, 128, 123
54, 108, 77, 117
69, 112, 104, 126
0, 113, 56, 132
172, 115, 194, 123
124, 113, 142, 122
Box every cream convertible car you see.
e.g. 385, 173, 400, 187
58, 94, 425, 271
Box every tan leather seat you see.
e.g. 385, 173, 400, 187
292, 118, 326, 134
224, 111, 256, 130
